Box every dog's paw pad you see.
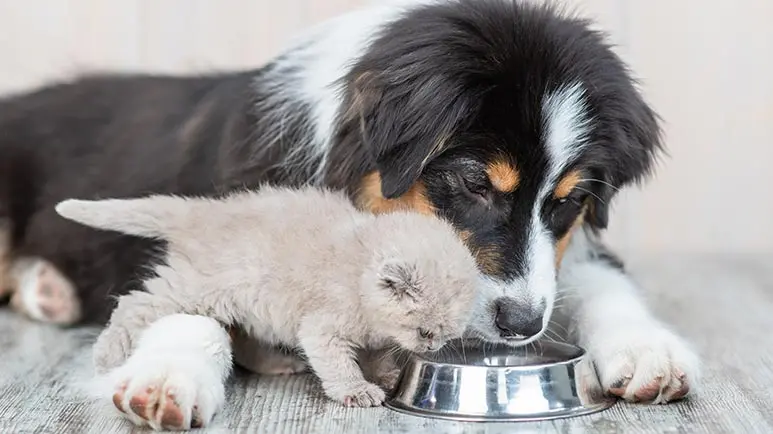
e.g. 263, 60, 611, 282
592, 326, 700, 404
10, 258, 80, 325
117, 384, 188, 430
104, 350, 225, 430
112, 375, 200, 430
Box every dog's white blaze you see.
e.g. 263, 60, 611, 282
523, 219, 557, 322
541, 82, 592, 181
515, 82, 592, 335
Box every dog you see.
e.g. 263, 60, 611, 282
0, 0, 699, 422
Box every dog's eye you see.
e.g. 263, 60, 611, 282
459, 175, 490, 199
556, 197, 583, 208
550, 194, 587, 232
418, 328, 434, 339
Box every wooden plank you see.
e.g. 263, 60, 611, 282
0, 254, 771, 433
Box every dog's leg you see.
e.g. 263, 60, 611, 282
557, 228, 701, 404
7, 256, 81, 325
96, 314, 233, 431
298, 315, 385, 407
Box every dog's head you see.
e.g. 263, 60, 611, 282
334, 0, 663, 345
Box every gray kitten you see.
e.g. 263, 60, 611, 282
56, 185, 480, 407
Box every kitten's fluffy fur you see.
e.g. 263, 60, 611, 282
56, 185, 480, 407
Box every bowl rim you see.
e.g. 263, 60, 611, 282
411, 340, 587, 369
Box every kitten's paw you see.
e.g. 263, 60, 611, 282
328, 381, 386, 407
590, 323, 700, 404
9, 258, 81, 325
102, 350, 225, 430
375, 369, 402, 392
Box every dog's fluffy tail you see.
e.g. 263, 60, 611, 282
55, 195, 190, 238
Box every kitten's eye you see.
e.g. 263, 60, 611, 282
381, 277, 397, 290
418, 328, 434, 339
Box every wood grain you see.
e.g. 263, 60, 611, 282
0, 253, 770, 433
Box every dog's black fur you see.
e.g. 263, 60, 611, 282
0, 0, 660, 327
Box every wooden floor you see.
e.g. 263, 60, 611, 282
1, 253, 771, 434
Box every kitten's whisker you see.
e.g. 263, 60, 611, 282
547, 320, 569, 336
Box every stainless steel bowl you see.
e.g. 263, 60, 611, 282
385, 340, 615, 422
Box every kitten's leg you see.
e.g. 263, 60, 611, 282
97, 314, 233, 431
298, 317, 384, 407
8, 257, 81, 325
231, 330, 308, 375
558, 228, 701, 403
93, 285, 188, 373
358, 347, 402, 392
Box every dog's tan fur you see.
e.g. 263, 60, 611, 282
56, 185, 480, 407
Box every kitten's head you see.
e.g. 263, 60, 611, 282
360, 213, 480, 354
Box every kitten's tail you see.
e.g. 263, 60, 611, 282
55, 195, 189, 238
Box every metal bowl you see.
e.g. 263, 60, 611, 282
385, 340, 615, 422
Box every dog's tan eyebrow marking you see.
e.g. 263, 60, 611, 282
455, 230, 502, 275
355, 171, 435, 216
472, 244, 502, 275
486, 159, 520, 193
554, 170, 583, 199
457, 229, 473, 245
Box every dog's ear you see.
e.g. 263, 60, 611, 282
377, 259, 421, 300
348, 71, 473, 199
586, 184, 611, 230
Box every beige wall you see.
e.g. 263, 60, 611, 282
1, 0, 771, 255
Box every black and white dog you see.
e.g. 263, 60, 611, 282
0, 0, 699, 428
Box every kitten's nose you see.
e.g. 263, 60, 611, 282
494, 297, 544, 339
426, 341, 444, 352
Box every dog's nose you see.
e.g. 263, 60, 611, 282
494, 297, 544, 339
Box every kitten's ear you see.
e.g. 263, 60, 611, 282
377, 260, 421, 300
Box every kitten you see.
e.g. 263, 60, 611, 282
56, 185, 481, 408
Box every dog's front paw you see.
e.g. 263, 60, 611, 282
325, 381, 386, 407
590, 324, 700, 404
101, 350, 226, 430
